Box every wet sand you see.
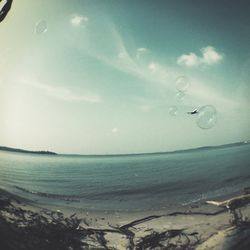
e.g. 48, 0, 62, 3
1, 187, 250, 249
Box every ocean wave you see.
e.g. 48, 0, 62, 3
14, 178, 205, 202
77, 178, 209, 200
14, 186, 80, 202
224, 174, 250, 183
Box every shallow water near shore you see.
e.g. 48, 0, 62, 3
0, 143, 250, 212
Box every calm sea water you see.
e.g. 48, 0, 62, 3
0, 144, 250, 211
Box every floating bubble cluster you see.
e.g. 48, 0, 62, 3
169, 106, 178, 116
196, 105, 217, 129
35, 20, 47, 34
175, 76, 190, 93
169, 75, 217, 129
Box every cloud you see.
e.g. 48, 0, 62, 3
19, 77, 101, 103
177, 52, 200, 67
112, 127, 118, 133
136, 47, 148, 60
70, 15, 88, 27
148, 62, 157, 73
177, 46, 223, 67
201, 46, 223, 65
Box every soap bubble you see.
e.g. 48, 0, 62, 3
175, 76, 190, 92
175, 91, 185, 102
196, 105, 217, 129
169, 106, 178, 116
35, 20, 48, 34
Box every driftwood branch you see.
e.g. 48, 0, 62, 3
206, 194, 250, 226
206, 194, 250, 210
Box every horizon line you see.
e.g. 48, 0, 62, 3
1, 141, 249, 157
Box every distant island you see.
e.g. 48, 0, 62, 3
0, 146, 57, 155
165, 141, 249, 155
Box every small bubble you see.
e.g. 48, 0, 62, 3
175, 91, 185, 102
196, 105, 217, 129
175, 76, 190, 92
169, 106, 178, 116
35, 20, 48, 34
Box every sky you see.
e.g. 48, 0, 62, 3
0, 0, 250, 154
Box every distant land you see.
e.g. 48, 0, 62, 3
0, 141, 248, 157
63, 141, 249, 157
0, 146, 57, 155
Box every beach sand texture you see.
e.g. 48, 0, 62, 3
1, 188, 250, 250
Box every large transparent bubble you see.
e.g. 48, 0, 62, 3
175, 76, 190, 92
169, 106, 178, 116
196, 105, 217, 129
35, 20, 48, 34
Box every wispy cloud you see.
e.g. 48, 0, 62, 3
177, 46, 223, 67
148, 62, 157, 73
136, 47, 148, 60
70, 24, 239, 112
81, 26, 177, 88
186, 78, 239, 112
19, 77, 101, 103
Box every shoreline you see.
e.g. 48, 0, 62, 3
1, 187, 250, 249
2, 182, 245, 212
0, 186, 246, 226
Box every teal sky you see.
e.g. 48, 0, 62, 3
0, 0, 249, 154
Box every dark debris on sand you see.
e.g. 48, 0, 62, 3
0, 196, 202, 250
1, 192, 250, 250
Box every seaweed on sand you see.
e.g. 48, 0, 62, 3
1, 190, 250, 250
0, 197, 201, 250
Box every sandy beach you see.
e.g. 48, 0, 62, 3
1, 188, 250, 250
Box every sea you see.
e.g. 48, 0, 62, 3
0, 143, 250, 212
